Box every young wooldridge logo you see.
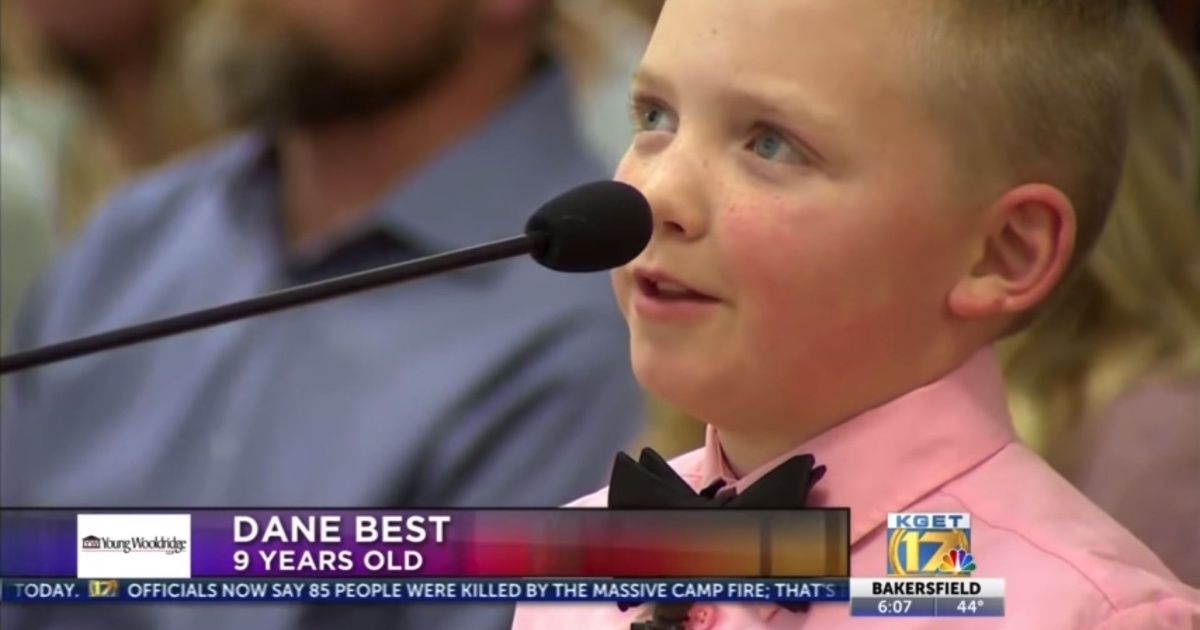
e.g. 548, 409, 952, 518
887, 513, 974, 577
80, 534, 188, 555
76, 514, 192, 579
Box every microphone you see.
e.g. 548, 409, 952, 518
0, 180, 651, 374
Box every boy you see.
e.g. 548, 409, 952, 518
513, 0, 1200, 628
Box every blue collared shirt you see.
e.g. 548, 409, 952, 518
2, 68, 642, 630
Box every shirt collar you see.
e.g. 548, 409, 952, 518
700, 347, 1016, 546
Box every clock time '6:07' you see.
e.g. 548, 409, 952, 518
878, 599, 913, 614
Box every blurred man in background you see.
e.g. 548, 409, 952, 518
0, 0, 216, 361
1, 0, 642, 628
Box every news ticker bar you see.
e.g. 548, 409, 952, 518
0, 578, 1005, 616
0, 578, 849, 604
1, 509, 848, 578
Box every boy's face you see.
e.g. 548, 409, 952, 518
613, 0, 981, 431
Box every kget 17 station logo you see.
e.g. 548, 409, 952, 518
887, 513, 975, 577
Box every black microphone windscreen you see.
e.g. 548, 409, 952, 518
525, 181, 652, 273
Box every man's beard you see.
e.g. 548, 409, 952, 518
186, 0, 474, 128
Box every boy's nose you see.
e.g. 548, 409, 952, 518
637, 149, 712, 242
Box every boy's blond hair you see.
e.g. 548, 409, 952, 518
914, 0, 1141, 272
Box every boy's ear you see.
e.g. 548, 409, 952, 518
948, 184, 1076, 321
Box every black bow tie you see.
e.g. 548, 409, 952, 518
607, 447, 826, 628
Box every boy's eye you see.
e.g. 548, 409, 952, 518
630, 99, 677, 133
747, 129, 803, 164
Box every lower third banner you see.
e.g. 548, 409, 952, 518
2, 578, 848, 604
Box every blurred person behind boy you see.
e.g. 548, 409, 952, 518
0, 0, 218, 360
0, 91, 56, 357
551, 0, 656, 168
0, 0, 642, 629
1000, 5, 1200, 585
0, 0, 217, 236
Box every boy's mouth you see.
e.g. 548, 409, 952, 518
634, 270, 720, 303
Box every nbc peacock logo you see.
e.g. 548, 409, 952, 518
938, 547, 976, 575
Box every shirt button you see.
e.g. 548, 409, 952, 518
688, 604, 717, 630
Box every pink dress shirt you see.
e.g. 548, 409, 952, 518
512, 348, 1200, 629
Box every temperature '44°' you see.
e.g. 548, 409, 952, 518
958, 599, 985, 614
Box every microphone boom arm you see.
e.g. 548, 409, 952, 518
0, 234, 542, 374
